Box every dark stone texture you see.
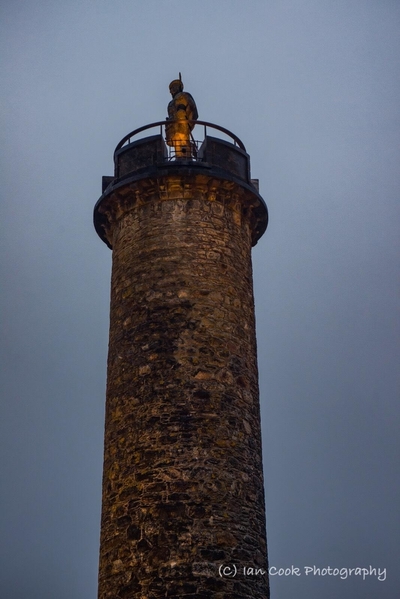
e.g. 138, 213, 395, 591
97, 168, 269, 598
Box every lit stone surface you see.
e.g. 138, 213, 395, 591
96, 170, 269, 597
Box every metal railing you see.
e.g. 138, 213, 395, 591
114, 120, 246, 162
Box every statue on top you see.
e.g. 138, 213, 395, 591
165, 73, 198, 159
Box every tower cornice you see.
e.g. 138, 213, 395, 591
95, 168, 268, 249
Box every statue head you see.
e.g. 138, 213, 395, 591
169, 73, 184, 97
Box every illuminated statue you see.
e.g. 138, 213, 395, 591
165, 73, 198, 158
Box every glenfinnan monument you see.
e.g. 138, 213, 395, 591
94, 76, 270, 598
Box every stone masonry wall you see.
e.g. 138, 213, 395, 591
98, 176, 269, 599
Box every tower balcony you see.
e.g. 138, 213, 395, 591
95, 120, 268, 248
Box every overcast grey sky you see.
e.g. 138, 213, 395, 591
1, 1, 399, 598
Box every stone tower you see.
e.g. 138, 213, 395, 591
94, 80, 269, 599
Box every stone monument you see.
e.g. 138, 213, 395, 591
94, 78, 270, 598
